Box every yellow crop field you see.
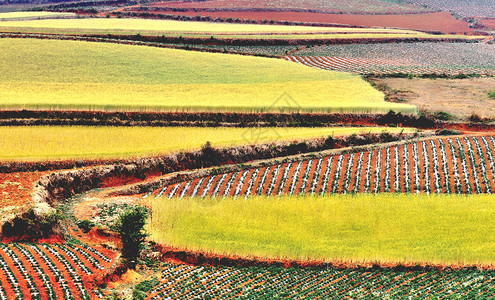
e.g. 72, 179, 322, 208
0, 38, 416, 113
0, 11, 75, 20
0, 126, 412, 161
147, 193, 495, 265
0, 18, 482, 40
0, 18, 419, 35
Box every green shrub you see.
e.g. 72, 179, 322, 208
488, 90, 495, 100
112, 206, 149, 267
77, 219, 94, 233
433, 111, 455, 121
436, 129, 461, 136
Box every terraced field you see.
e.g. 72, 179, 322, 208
0, 38, 414, 113
145, 262, 495, 299
154, 135, 495, 198
0, 18, 419, 36
152, 0, 429, 13
286, 43, 495, 75
0, 126, 410, 161
1, 2, 494, 298
143, 10, 474, 33
0, 243, 115, 299
147, 192, 495, 264
144, 134, 495, 265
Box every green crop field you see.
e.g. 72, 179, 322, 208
147, 193, 495, 265
0, 126, 411, 161
0, 38, 416, 113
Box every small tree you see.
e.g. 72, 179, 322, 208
112, 206, 149, 267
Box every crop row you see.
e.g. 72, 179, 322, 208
147, 262, 495, 299
152, 135, 495, 198
285, 55, 495, 76
0, 243, 114, 300
288, 42, 495, 76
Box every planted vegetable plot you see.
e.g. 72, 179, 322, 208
286, 43, 495, 76
147, 262, 495, 299
285, 55, 495, 76
154, 135, 495, 198
0, 243, 114, 299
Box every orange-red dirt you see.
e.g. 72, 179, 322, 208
136, 10, 475, 33
0, 171, 52, 209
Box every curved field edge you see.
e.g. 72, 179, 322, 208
0, 38, 416, 114
0, 131, 424, 239
0, 126, 413, 162
146, 193, 495, 266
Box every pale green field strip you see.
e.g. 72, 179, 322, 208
0, 18, 419, 35
0, 38, 415, 113
0, 11, 76, 21
0, 126, 412, 161
148, 194, 495, 265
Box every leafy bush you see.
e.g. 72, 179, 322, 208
201, 141, 221, 167
112, 206, 149, 267
2, 208, 64, 239
488, 90, 495, 100
133, 277, 160, 300
433, 111, 455, 121
77, 219, 94, 233
436, 129, 461, 136
379, 132, 394, 143
324, 136, 336, 148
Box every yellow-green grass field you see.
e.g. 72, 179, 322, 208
147, 194, 495, 266
0, 18, 482, 41
0, 11, 75, 20
0, 126, 412, 161
0, 18, 419, 35
0, 38, 415, 113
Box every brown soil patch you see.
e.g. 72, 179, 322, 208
374, 77, 495, 119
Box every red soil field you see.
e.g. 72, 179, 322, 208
151, 0, 428, 14
138, 10, 474, 33
0, 242, 116, 299
480, 18, 495, 30
0, 171, 52, 210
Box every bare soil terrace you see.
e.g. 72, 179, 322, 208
137, 10, 475, 34
373, 77, 495, 118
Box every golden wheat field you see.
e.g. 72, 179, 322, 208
0, 126, 413, 161
0, 38, 416, 113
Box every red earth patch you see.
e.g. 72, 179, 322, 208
140, 10, 474, 33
